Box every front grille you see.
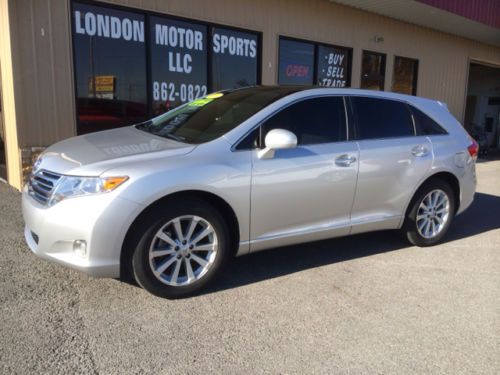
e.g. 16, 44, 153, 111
28, 169, 62, 205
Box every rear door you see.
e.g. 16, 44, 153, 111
249, 96, 359, 250
349, 96, 433, 233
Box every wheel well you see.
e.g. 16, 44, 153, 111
409, 172, 460, 216
120, 190, 240, 280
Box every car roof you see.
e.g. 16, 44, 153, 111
220, 85, 454, 145
224, 85, 444, 108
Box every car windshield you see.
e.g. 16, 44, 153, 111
136, 87, 300, 144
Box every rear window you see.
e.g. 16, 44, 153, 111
351, 97, 415, 140
410, 106, 448, 136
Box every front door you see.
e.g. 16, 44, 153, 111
249, 96, 359, 251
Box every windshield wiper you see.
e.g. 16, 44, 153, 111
136, 122, 186, 142
159, 133, 186, 142
135, 120, 153, 131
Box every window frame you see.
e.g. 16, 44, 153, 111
70, 0, 262, 135
360, 50, 387, 91
348, 96, 418, 141
277, 35, 353, 87
392, 55, 419, 96
233, 95, 350, 151
277, 37, 316, 86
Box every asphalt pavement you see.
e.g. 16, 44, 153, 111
1, 160, 499, 374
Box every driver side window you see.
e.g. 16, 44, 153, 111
235, 96, 347, 150
261, 96, 346, 146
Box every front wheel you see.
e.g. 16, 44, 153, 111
131, 198, 231, 299
403, 179, 456, 246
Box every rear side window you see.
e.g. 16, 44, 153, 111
261, 96, 347, 145
351, 97, 415, 140
410, 106, 448, 135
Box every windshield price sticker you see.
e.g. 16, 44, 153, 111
188, 92, 224, 107
150, 17, 208, 114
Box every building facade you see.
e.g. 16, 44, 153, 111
1, 0, 499, 189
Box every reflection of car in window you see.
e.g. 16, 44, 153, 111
23, 86, 477, 299
77, 98, 148, 134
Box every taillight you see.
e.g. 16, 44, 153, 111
467, 138, 479, 160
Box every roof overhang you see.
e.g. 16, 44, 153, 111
329, 0, 500, 47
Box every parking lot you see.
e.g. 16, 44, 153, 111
0, 160, 499, 374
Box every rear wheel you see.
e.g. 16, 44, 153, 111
131, 198, 231, 298
403, 179, 455, 246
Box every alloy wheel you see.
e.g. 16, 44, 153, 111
416, 189, 450, 239
148, 215, 218, 286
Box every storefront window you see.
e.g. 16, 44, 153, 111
72, 2, 262, 134
211, 28, 259, 91
316, 45, 352, 87
392, 56, 418, 95
150, 17, 208, 116
278, 37, 352, 87
278, 39, 315, 85
360, 51, 386, 91
72, 2, 148, 134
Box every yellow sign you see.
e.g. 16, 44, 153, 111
89, 76, 115, 93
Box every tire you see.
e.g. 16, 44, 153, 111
403, 179, 456, 247
131, 197, 231, 299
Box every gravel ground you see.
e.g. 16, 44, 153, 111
0, 160, 499, 374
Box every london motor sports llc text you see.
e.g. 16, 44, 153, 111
74, 8, 257, 108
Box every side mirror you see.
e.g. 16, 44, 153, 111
258, 128, 297, 159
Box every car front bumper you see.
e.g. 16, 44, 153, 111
22, 186, 144, 278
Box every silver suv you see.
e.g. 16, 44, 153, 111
22, 87, 477, 298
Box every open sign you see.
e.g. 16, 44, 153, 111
286, 64, 309, 77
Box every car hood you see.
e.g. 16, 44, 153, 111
37, 126, 196, 175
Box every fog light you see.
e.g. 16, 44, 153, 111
73, 240, 87, 257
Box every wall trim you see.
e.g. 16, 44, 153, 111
0, 0, 22, 190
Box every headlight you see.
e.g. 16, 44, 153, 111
48, 176, 128, 207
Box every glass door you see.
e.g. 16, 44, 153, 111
360, 50, 386, 91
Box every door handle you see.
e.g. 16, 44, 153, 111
335, 154, 357, 167
411, 145, 429, 157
